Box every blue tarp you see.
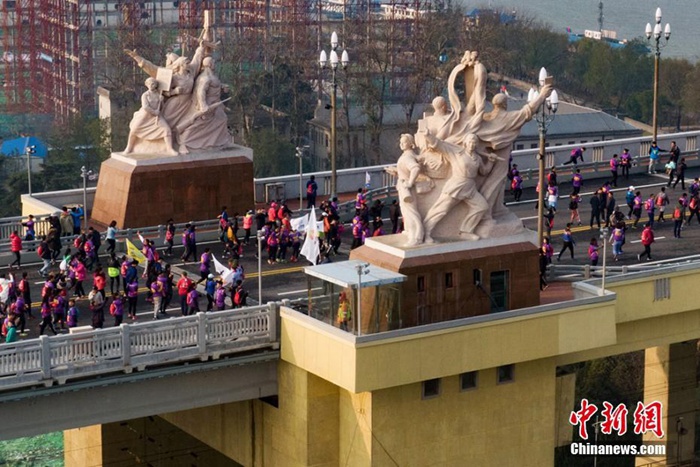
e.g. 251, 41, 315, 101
0, 136, 48, 158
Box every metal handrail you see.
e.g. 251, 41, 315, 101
0, 304, 279, 392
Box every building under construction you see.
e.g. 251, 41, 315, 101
0, 0, 442, 130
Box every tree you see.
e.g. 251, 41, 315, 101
250, 128, 296, 178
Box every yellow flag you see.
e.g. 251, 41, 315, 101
126, 239, 147, 265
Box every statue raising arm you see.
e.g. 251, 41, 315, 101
124, 49, 159, 79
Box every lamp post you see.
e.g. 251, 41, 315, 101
354, 262, 369, 336
600, 227, 608, 295
319, 31, 349, 199
257, 230, 263, 305
528, 67, 558, 249
296, 146, 304, 210
80, 166, 94, 226
26, 145, 36, 196
646, 7, 671, 143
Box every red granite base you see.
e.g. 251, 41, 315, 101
91, 150, 254, 229
350, 236, 540, 331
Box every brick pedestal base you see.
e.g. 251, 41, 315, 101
350, 232, 540, 331
91, 147, 253, 229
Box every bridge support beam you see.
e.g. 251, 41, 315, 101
637, 341, 697, 466
65, 416, 240, 466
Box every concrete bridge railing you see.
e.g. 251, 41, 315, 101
0, 304, 279, 392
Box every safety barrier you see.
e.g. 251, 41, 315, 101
0, 304, 279, 392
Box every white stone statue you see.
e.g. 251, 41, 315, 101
385, 50, 554, 245
124, 78, 178, 156
395, 134, 424, 246
121, 13, 233, 157
422, 133, 496, 242
176, 56, 233, 154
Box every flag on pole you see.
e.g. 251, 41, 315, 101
126, 239, 147, 265
212, 254, 234, 286
300, 207, 320, 265
365, 171, 371, 188
290, 213, 309, 232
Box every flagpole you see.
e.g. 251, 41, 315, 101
257, 230, 262, 305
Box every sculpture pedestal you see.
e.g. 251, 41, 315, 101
91, 147, 253, 229
349, 231, 540, 331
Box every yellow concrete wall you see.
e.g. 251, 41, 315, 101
65, 425, 104, 467
368, 359, 557, 467
611, 271, 700, 323
280, 302, 616, 394
339, 390, 373, 466
164, 361, 340, 467
162, 401, 255, 466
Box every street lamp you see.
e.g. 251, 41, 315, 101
646, 7, 671, 143
319, 31, 349, 199
528, 67, 558, 249
295, 146, 309, 211
26, 145, 36, 196
80, 166, 95, 226
355, 262, 369, 336
600, 227, 608, 295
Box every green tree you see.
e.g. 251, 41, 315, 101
250, 128, 296, 178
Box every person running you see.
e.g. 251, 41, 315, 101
204, 274, 216, 311
126, 278, 138, 321
609, 224, 625, 261
564, 146, 586, 166
89, 285, 105, 329
66, 299, 79, 328
568, 193, 582, 226
199, 247, 211, 283
557, 223, 576, 261
541, 237, 554, 264
547, 184, 559, 212
588, 238, 600, 266
571, 169, 583, 195
655, 187, 669, 223
511, 173, 523, 201
164, 218, 175, 256
672, 157, 687, 190
644, 194, 656, 228
214, 280, 227, 311
109, 293, 124, 327
9, 230, 21, 270
688, 194, 700, 225
672, 200, 684, 239
150, 275, 164, 319
38, 295, 57, 336
176, 271, 193, 316
589, 190, 602, 229
106, 220, 118, 254
648, 141, 661, 174
638, 223, 655, 261
619, 148, 632, 180
538, 250, 549, 291
186, 284, 199, 316
625, 186, 636, 219
609, 153, 619, 187
632, 191, 643, 228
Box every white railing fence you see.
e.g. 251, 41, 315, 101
0, 304, 279, 392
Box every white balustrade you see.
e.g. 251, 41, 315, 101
0, 305, 277, 392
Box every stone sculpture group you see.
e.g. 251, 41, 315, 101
394, 51, 552, 246
122, 17, 233, 156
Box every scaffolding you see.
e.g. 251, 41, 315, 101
0, 0, 442, 128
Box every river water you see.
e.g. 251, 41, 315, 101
463, 0, 699, 61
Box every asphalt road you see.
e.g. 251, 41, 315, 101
8, 167, 700, 341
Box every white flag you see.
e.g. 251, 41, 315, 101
365, 171, 371, 188
300, 207, 320, 265
212, 254, 234, 286
290, 214, 309, 232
